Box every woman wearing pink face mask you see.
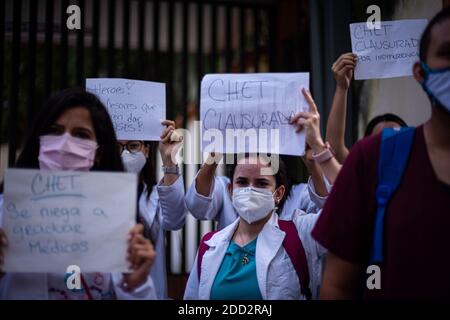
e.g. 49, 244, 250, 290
0, 88, 157, 300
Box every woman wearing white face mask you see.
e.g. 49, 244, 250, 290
0, 88, 157, 300
184, 89, 341, 300
117, 120, 187, 300
184, 154, 325, 300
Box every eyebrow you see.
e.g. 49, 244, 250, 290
74, 127, 95, 135
53, 123, 94, 135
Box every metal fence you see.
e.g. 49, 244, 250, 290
1, 0, 286, 276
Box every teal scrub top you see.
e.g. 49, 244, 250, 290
210, 238, 263, 300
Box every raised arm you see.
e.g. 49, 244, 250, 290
157, 120, 186, 230
291, 88, 342, 185
325, 53, 357, 164
185, 153, 225, 221
195, 153, 221, 197
302, 147, 329, 197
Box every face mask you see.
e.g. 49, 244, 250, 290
421, 61, 450, 113
38, 132, 98, 171
121, 151, 147, 173
232, 187, 276, 224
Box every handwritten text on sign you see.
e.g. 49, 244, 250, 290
350, 19, 427, 80
1, 169, 137, 273
86, 78, 166, 141
200, 73, 309, 156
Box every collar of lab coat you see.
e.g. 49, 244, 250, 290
201, 211, 285, 300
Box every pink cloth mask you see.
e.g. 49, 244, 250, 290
38, 132, 98, 171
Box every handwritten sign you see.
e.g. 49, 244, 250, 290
1, 169, 137, 273
350, 19, 427, 80
200, 73, 309, 156
86, 78, 166, 141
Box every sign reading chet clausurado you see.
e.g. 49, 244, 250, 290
200, 73, 310, 156
350, 19, 428, 80
1, 169, 137, 273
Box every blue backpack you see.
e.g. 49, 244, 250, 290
370, 127, 415, 264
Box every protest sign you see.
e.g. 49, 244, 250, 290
200, 73, 309, 156
86, 78, 166, 141
350, 19, 427, 79
2, 169, 137, 273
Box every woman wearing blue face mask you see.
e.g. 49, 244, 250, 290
312, 7, 450, 300
117, 121, 187, 300
184, 89, 340, 300
0, 88, 157, 300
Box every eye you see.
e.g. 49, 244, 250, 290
235, 178, 248, 186
47, 126, 63, 135
72, 129, 92, 140
128, 141, 143, 152
255, 180, 271, 188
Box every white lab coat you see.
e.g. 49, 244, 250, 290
139, 175, 187, 299
183, 210, 326, 300
185, 174, 331, 229
0, 194, 157, 300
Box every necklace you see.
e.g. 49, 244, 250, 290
242, 253, 250, 265
234, 230, 256, 266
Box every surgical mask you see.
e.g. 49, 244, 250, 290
38, 132, 98, 171
232, 187, 276, 224
421, 61, 450, 113
121, 151, 146, 173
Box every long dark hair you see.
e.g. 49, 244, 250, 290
15, 88, 124, 171
364, 113, 407, 137
139, 141, 158, 200
227, 153, 291, 213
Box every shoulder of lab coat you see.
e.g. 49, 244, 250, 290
156, 175, 187, 230
282, 183, 314, 219
183, 217, 241, 300
307, 175, 332, 210
185, 173, 230, 221
292, 208, 326, 299
183, 251, 200, 300
111, 272, 157, 300
185, 214, 311, 300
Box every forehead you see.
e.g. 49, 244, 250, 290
428, 19, 450, 57
55, 106, 92, 125
234, 156, 273, 179
371, 121, 401, 136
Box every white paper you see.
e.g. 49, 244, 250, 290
350, 19, 428, 80
86, 78, 166, 141
200, 73, 309, 156
2, 169, 137, 273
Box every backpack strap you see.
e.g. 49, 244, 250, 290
278, 220, 312, 300
197, 230, 218, 280
370, 127, 415, 264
